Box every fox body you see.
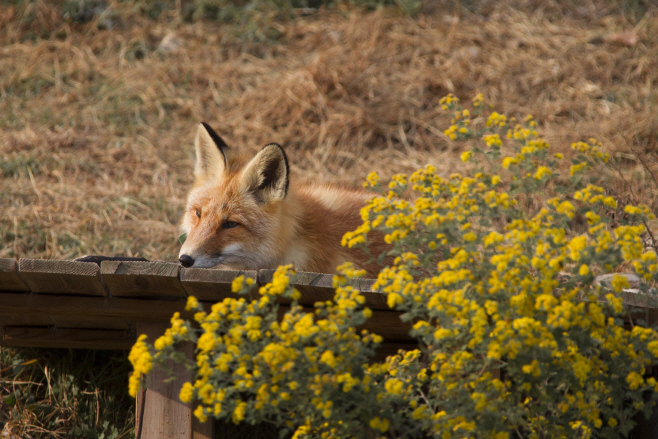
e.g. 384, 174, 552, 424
178, 123, 385, 277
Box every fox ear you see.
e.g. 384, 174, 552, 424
241, 143, 289, 203
194, 122, 229, 184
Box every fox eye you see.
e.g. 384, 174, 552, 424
195, 209, 201, 218
222, 221, 240, 229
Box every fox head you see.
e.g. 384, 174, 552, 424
178, 122, 291, 269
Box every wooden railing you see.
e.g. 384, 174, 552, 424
0, 258, 412, 439
0, 258, 415, 349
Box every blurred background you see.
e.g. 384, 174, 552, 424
1, 0, 657, 436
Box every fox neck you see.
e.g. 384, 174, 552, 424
274, 191, 315, 270
271, 185, 367, 274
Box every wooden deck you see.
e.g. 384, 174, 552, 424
0, 257, 413, 439
0, 258, 414, 351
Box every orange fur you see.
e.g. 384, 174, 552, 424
178, 123, 386, 277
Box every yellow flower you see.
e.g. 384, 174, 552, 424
461, 151, 473, 162
194, 405, 207, 423
384, 378, 404, 395
179, 382, 194, 403
232, 275, 245, 292
627, 372, 644, 390
502, 157, 516, 168
534, 166, 552, 180
611, 274, 630, 292
369, 416, 390, 433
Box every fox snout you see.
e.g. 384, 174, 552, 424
179, 254, 194, 268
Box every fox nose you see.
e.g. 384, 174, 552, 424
179, 254, 194, 268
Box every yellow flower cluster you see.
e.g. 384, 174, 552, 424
134, 264, 385, 437
439, 93, 459, 111
486, 112, 507, 128
128, 334, 152, 397
350, 96, 658, 438
572, 139, 610, 162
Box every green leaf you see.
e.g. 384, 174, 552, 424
178, 233, 187, 245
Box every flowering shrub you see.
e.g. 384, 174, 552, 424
130, 94, 658, 438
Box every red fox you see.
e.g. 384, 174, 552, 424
178, 123, 386, 277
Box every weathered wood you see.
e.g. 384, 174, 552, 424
18, 259, 108, 296
135, 322, 213, 439
363, 310, 412, 341
101, 261, 187, 298
0, 313, 56, 327
75, 255, 150, 265
181, 268, 257, 302
0, 259, 30, 292
258, 269, 387, 309
3, 327, 134, 350
0, 292, 411, 343
0, 292, 190, 323
374, 341, 419, 361
620, 290, 658, 309
48, 315, 131, 330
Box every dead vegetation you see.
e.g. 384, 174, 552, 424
1, 1, 657, 263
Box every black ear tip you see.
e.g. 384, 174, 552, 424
198, 122, 229, 151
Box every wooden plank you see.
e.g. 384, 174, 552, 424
135, 323, 213, 439
0, 259, 30, 292
0, 293, 191, 323
48, 315, 131, 330
18, 259, 108, 296
620, 290, 658, 308
362, 310, 412, 341
193, 418, 213, 439
3, 327, 134, 350
0, 292, 411, 341
258, 270, 387, 309
101, 261, 187, 298
181, 268, 257, 302
0, 313, 55, 327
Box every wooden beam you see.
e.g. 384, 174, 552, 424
0, 292, 191, 323
48, 315, 131, 330
181, 268, 257, 302
620, 290, 658, 309
361, 311, 412, 341
0, 259, 30, 292
18, 259, 108, 296
0, 313, 55, 327
3, 327, 134, 350
0, 292, 411, 341
135, 323, 213, 439
101, 261, 187, 298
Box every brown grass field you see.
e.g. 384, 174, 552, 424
2, 1, 658, 263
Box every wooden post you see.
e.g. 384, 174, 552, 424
135, 322, 213, 439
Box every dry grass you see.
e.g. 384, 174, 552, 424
1, 1, 658, 262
